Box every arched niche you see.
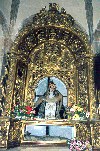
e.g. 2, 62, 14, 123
24, 40, 76, 108
34, 76, 67, 103
32, 76, 68, 119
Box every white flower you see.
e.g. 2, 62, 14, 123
70, 108, 75, 112
86, 112, 90, 118
76, 141, 82, 146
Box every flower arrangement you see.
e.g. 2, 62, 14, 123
11, 104, 36, 119
69, 139, 92, 151
68, 104, 90, 120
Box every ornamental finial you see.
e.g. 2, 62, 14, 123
49, 3, 59, 11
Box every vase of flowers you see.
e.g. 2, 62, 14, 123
68, 104, 89, 120
11, 103, 36, 119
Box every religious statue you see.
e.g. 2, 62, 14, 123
34, 81, 65, 119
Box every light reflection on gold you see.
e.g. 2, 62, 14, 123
0, 3, 98, 148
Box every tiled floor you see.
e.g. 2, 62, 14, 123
0, 147, 70, 151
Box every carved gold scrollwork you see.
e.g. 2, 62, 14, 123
91, 122, 100, 147
24, 40, 76, 106
0, 119, 10, 148
76, 123, 91, 143
2, 23, 96, 119
13, 62, 27, 106
0, 4, 98, 149
77, 63, 88, 106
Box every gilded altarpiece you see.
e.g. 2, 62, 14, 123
0, 4, 99, 149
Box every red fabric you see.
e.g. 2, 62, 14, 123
26, 111, 31, 114
25, 106, 32, 114
26, 106, 32, 111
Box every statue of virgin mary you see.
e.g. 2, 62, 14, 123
34, 81, 64, 119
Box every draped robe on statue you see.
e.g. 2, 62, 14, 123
34, 89, 64, 119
